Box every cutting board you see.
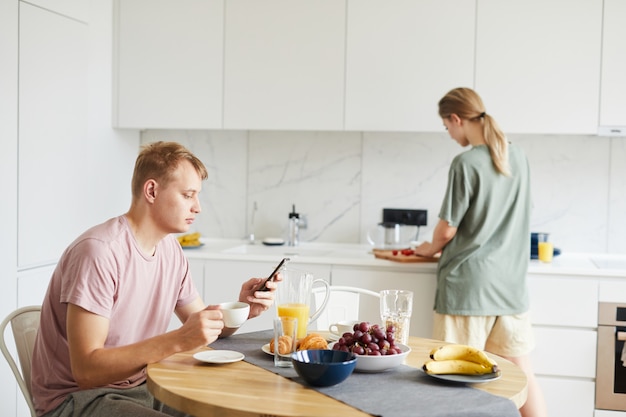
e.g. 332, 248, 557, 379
372, 248, 439, 263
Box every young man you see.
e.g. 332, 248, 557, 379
31, 142, 278, 417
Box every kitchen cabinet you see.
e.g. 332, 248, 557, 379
598, 281, 626, 303
475, 0, 602, 134
527, 275, 598, 327
528, 274, 598, 417
330, 265, 437, 338
112, 0, 615, 135
344, 0, 475, 132
599, 0, 626, 129
539, 378, 596, 417
114, 0, 344, 131
113, 0, 224, 129
223, 0, 345, 130
18, 2, 89, 267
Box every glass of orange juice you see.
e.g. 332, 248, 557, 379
537, 233, 553, 263
277, 303, 310, 339
275, 267, 330, 339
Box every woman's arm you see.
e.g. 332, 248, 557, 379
414, 219, 458, 257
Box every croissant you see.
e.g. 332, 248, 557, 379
297, 333, 328, 351
269, 335, 293, 355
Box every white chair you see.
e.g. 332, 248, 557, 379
0, 306, 41, 417
310, 286, 381, 331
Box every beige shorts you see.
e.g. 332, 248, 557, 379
432, 312, 536, 358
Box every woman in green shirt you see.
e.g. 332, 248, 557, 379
415, 87, 547, 417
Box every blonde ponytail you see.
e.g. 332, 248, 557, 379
482, 114, 510, 176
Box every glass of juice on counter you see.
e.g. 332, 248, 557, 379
275, 266, 330, 339
537, 233, 553, 263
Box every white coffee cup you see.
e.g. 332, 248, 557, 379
219, 301, 250, 328
328, 320, 360, 337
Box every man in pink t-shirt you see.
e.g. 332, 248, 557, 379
31, 142, 279, 417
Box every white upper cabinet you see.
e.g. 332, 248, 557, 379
223, 0, 345, 130
113, 0, 224, 129
345, 0, 475, 132
113, 0, 612, 134
599, 0, 626, 129
475, 0, 602, 134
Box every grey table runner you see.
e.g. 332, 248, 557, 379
210, 330, 521, 417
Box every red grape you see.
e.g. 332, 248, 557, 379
332, 321, 402, 356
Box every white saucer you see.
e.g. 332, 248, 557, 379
193, 350, 244, 364
261, 343, 272, 355
327, 333, 340, 341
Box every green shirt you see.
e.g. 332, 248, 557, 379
435, 144, 531, 316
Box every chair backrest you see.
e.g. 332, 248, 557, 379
310, 286, 381, 330
0, 305, 41, 417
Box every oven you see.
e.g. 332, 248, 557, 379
596, 302, 626, 411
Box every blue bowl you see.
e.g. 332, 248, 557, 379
291, 350, 357, 387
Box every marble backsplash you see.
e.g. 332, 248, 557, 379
142, 130, 626, 254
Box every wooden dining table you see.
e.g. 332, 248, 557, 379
147, 332, 527, 417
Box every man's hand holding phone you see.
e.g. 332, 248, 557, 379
257, 257, 289, 291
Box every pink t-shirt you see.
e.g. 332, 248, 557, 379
30, 216, 199, 416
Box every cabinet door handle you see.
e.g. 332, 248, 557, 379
618, 331, 626, 341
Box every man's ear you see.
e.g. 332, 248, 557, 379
145, 179, 157, 203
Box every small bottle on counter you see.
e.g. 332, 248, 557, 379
288, 204, 300, 246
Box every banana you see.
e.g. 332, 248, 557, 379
429, 344, 498, 372
177, 232, 201, 247
423, 359, 494, 375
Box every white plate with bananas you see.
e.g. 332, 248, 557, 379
180, 243, 204, 249
421, 368, 501, 384
421, 344, 501, 384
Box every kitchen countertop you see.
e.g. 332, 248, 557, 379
183, 239, 626, 278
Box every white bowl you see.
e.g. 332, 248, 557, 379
330, 342, 411, 373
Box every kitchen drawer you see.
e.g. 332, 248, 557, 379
532, 327, 597, 378
528, 275, 598, 327
599, 281, 626, 303
538, 376, 595, 417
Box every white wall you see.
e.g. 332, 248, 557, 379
142, 130, 626, 255
0, 0, 21, 413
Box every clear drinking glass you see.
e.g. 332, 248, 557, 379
379, 289, 413, 345
273, 316, 298, 367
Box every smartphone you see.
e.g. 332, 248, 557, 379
257, 257, 289, 291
